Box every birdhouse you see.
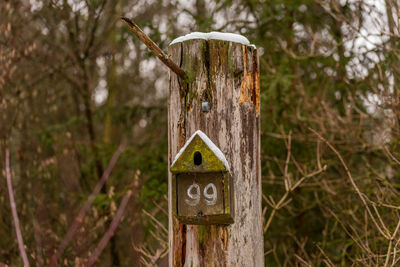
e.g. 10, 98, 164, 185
170, 130, 234, 225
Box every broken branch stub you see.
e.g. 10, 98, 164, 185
121, 17, 186, 80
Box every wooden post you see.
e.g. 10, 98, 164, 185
168, 37, 263, 266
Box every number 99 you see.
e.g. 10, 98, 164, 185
185, 183, 217, 206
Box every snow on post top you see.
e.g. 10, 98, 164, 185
170, 32, 253, 47
171, 130, 230, 172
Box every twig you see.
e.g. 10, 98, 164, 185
263, 131, 326, 234
383, 145, 400, 166
308, 127, 391, 240
85, 190, 133, 267
294, 254, 312, 267
146, 247, 166, 267
121, 17, 186, 80
392, 237, 400, 266
316, 244, 335, 267
135, 204, 169, 266
5, 148, 30, 267
327, 209, 371, 254
384, 219, 400, 267
152, 199, 168, 216
283, 131, 292, 191
143, 209, 168, 234
263, 166, 325, 234
291, 166, 327, 191
50, 144, 125, 266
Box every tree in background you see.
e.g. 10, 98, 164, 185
239, 0, 400, 265
1, 0, 176, 265
1, 0, 400, 266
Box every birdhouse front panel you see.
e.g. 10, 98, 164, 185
177, 173, 224, 216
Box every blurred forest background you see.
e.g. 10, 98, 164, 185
1, 0, 400, 266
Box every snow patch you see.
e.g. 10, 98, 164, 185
171, 130, 230, 172
170, 32, 255, 48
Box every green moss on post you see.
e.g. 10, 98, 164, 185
198, 225, 207, 244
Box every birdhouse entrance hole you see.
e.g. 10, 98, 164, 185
194, 151, 202, 165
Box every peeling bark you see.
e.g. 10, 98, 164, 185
168, 39, 263, 266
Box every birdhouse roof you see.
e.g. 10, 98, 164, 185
170, 130, 230, 173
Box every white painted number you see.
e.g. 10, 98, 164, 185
185, 184, 200, 206
203, 183, 217, 205
185, 183, 217, 206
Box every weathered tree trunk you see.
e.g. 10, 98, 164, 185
168, 38, 263, 266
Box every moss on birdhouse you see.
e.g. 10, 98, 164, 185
170, 133, 228, 173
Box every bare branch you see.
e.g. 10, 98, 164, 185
283, 131, 292, 191
121, 17, 187, 80
308, 127, 391, 240
5, 148, 30, 267
383, 145, 400, 166
316, 244, 335, 267
50, 144, 125, 266
294, 254, 312, 267
135, 206, 169, 266
85, 190, 133, 267
143, 209, 168, 234
263, 130, 326, 234
146, 247, 167, 267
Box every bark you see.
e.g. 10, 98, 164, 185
168, 39, 263, 266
